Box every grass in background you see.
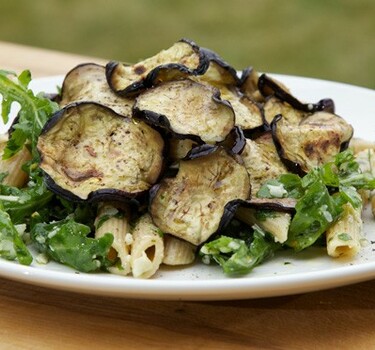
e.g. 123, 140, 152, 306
0, 0, 374, 88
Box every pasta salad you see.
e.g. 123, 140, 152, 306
0, 39, 375, 279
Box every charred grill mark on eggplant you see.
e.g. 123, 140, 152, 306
271, 112, 353, 173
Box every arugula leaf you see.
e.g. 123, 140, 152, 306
0, 204, 32, 265
0, 70, 59, 159
322, 149, 375, 190
199, 226, 280, 276
286, 179, 343, 250
31, 218, 114, 273
0, 167, 53, 224
257, 174, 304, 199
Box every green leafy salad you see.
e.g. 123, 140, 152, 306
0, 70, 114, 272
0, 69, 375, 277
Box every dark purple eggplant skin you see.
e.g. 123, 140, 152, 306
106, 39, 210, 97
43, 171, 148, 205
316, 98, 335, 114
184, 143, 219, 160
239, 197, 297, 214
270, 114, 306, 176
219, 125, 246, 155
258, 74, 335, 114
183, 126, 246, 160
216, 199, 245, 235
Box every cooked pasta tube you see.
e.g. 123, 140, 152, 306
356, 148, 375, 216
0, 135, 31, 187
349, 138, 375, 155
235, 207, 291, 243
326, 202, 363, 258
130, 213, 164, 278
162, 234, 196, 266
371, 195, 375, 218
355, 148, 375, 173
94, 202, 132, 275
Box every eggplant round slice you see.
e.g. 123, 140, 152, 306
60, 63, 134, 117
271, 111, 353, 173
150, 148, 250, 245
106, 39, 209, 97
133, 79, 235, 144
37, 102, 164, 201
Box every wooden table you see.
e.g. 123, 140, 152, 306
1, 40, 375, 349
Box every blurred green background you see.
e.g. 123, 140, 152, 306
0, 0, 374, 88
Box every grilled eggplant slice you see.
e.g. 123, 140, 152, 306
133, 79, 235, 144
150, 147, 250, 245
240, 133, 288, 193
37, 102, 164, 201
60, 63, 134, 117
106, 39, 209, 97
271, 111, 353, 173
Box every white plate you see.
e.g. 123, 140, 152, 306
0, 74, 375, 301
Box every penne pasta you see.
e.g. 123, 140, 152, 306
130, 213, 164, 279
355, 148, 375, 217
162, 234, 196, 266
236, 207, 291, 243
326, 202, 363, 258
349, 137, 375, 155
0, 135, 31, 187
371, 195, 375, 218
94, 202, 132, 275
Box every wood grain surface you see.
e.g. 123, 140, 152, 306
1, 40, 375, 350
